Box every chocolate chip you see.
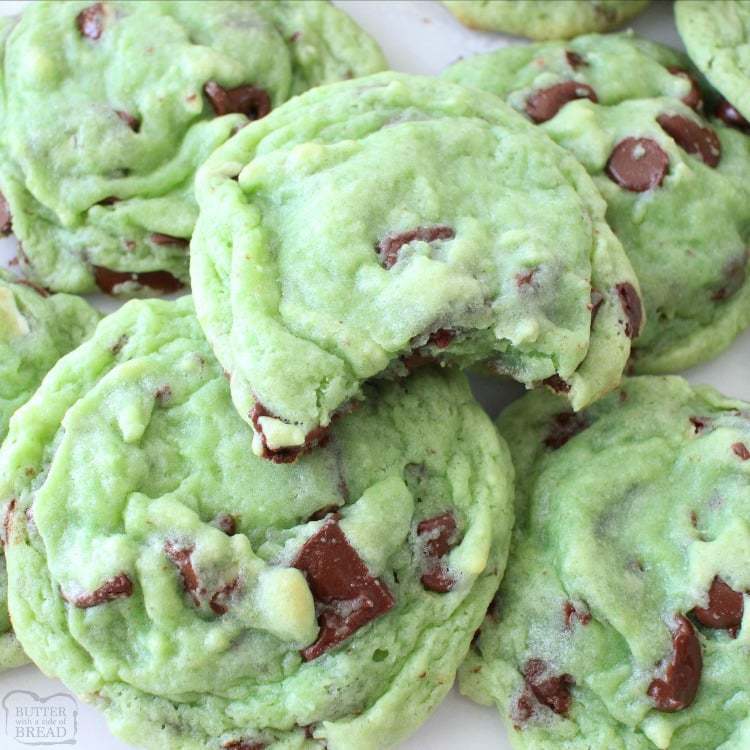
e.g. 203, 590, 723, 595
213, 514, 237, 536
417, 512, 458, 593
615, 282, 643, 339
222, 740, 266, 750
376, 226, 455, 270
563, 601, 591, 629
0, 191, 12, 236
203, 81, 271, 121
92, 265, 184, 295
525, 81, 597, 124
306, 505, 341, 523
544, 412, 588, 450
542, 374, 570, 394
511, 689, 536, 728
647, 615, 702, 712
63, 573, 133, 608
249, 402, 331, 464
657, 114, 721, 167
690, 416, 710, 433
692, 576, 744, 634
293, 517, 394, 661
428, 328, 455, 349
605, 137, 669, 192
164, 542, 200, 601
523, 658, 574, 716
517, 268, 537, 287
76, 3, 105, 40
115, 110, 140, 132
565, 50, 586, 69
149, 233, 189, 248
209, 578, 239, 616
667, 67, 703, 112
732, 442, 750, 460
1, 499, 16, 547
711, 253, 747, 302
589, 289, 604, 325
715, 98, 750, 133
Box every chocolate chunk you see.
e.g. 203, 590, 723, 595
116, 110, 140, 132
293, 517, 394, 661
565, 51, 586, 69
203, 81, 271, 121
715, 98, 750, 133
657, 114, 721, 167
563, 601, 591, 629
615, 282, 643, 339
647, 615, 702, 712
525, 81, 597, 124
213, 514, 237, 536
523, 658, 574, 716
249, 401, 331, 464
1, 499, 16, 547
400, 352, 435, 371
306, 504, 341, 523
544, 412, 588, 450
417, 512, 458, 593
605, 137, 669, 192
92, 265, 184, 295
209, 578, 239, 616
692, 576, 744, 633
149, 232, 189, 248
689, 416, 710, 434
732, 442, 750, 461
64, 573, 133, 609
542, 374, 570, 394
516, 268, 537, 287
428, 328, 455, 349
511, 688, 536, 728
0, 191, 12, 236
222, 740, 266, 750
667, 67, 703, 112
376, 225, 455, 270
164, 542, 200, 603
712, 253, 748, 302
76, 3, 105, 40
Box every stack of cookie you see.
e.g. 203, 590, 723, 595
0, 2, 748, 750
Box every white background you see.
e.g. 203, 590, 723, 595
0, 1, 747, 749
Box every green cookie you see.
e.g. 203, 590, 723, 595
461, 376, 750, 750
191, 71, 641, 461
0, 269, 99, 671
445, 33, 750, 373
676, 0, 750, 125
0, 296, 514, 750
0, 1, 385, 295
442, 1, 649, 40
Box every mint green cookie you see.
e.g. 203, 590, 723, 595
461, 376, 750, 750
0, 1, 385, 295
191, 72, 641, 461
0, 296, 514, 750
676, 0, 750, 123
445, 34, 750, 373
442, 1, 649, 39
0, 269, 99, 670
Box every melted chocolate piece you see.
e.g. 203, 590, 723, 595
525, 81, 597, 124
647, 615, 702, 712
204, 81, 271, 121
209, 579, 239, 616
715, 98, 750, 133
293, 517, 394, 661
64, 573, 133, 608
517, 268, 537, 287
606, 137, 669, 192
428, 328, 455, 349
542, 374, 570, 394
589, 289, 604, 325
249, 402, 331, 464
149, 232, 189, 248
92, 265, 184, 295
417, 512, 458, 593
544, 412, 588, 450
523, 658, 574, 715
692, 576, 744, 634
565, 50, 586, 69
213, 514, 237, 536
306, 504, 341, 523
712, 253, 748, 302
563, 601, 591, 629
76, 3, 105, 40
0, 191, 12, 235
732, 442, 750, 461
115, 110, 140, 132
616, 282, 643, 339
657, 114, 721, 167
511, 688, 536, 728
376, 225, 455, 270
667, 67, 703, 112
164, 542, 200, 603
222, 741, 266, 750
2, 499, 16, 547
689, 416, 711, 434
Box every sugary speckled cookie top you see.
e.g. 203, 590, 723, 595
0, 296, 514, 750
445, 34, 750, 373
442, 0, 649, 40
462, 376, 750, 750
676, 0, 750, 124
0, 1, 385, 294
191, 71, 641, 461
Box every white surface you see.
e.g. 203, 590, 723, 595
0, 2, 748, 749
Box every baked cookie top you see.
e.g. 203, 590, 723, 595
442, 0, 649, 40
191, 71, 640, 461
462, 376, 750, 750
0, 1, 385, 294
445, 33, 750, 373
0, 296, 514, 750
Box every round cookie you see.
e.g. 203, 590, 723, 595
676, 0, 750, 126
0, 296, 514, 750
0, 1, 386, 295
445, 34, 750, 373
442, 1, 649, 40
0, 269, 100, 670
462, 376, 750, 750
191, 71, 641, 461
